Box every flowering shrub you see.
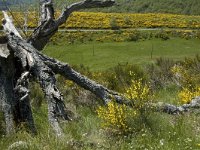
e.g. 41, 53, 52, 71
171, 65, 192, 87
178, 87, 200, 104
97, 78, 152, 133
97, 101, 134, 132
171, 56, 200, 104
125, 79, 151, 109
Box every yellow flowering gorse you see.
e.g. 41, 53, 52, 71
2, 12, 200, 29
125, 79, 150, 108
178, 87, 200, 104
97, 101, 132, 132
97, 78, 151, 133
171, 62, 200, 104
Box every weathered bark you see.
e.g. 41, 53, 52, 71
38, 52, 200, 114
0, 46, 15, 135
38, 52, 129, 105
1, 11, 36, 134
7, 34, 69, 136
155, 96, 200, 114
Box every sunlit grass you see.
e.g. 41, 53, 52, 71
43, 38, 200, 70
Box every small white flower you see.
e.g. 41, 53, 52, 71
160, 139, 164, 146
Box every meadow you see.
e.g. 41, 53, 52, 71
0, 32, 200, 149
1, 12, 200, 29
1, 10, 200, 150
44, 38, 200, 70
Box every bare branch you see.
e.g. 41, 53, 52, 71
24, 55, 200, 117
38, 52, 128, 105
2, 10, 70, 136
28, 0, 115, 50
156, 96, 200, 114
38, 52, 200, 115
40, 0, 55, 24
2, 11, 22, 38
56, 0, 115, 26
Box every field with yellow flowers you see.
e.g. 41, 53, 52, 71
1, 12, 200, 30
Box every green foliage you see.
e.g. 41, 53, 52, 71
4, 0, 200, 15
49, 30, 200, 46
147, 57, 175, 90
155, 30, 170, 40
171, 55, 200, 103
127, 30, 141, 41
110, 17, 120, 30
101, 63, 147, 92
55, 0, 200, 15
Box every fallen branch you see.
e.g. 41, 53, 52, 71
156, 96, 200, 114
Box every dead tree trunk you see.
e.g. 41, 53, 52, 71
0, 0, 116, 137
0, 43, 15, 135
0, 0, 199, 137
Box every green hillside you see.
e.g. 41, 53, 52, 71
42, 0, 200, 15
2, 0, 200, 15
95, 0, 200, 15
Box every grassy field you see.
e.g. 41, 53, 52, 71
0, 37, 200, 149
2, 11, 200, 30
44, 38, 200, 70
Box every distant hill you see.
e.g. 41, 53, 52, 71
0, 0, 34, 10
0, 1, 10, 10
1, 0, 200, 15
57, 0, 200, 15
98, 0, 200, 15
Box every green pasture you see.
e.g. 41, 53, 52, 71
44, 38, 200, 70
1, 36, 200, 150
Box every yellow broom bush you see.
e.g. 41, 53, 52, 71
97, 78, 152, 133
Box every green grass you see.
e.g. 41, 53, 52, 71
44, 38, 200, 71
1, 105, 200, 150
1, 38, 200, 149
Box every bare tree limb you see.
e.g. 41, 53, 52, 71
37, 51, 129, 105
2, 11, 22, 38
40, 0, 55, 24
38, 52, 200, 115
56, 0, 115, 26
156, 96, 200, 114
28, 0, 115, 51
2, 11, 37, 133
